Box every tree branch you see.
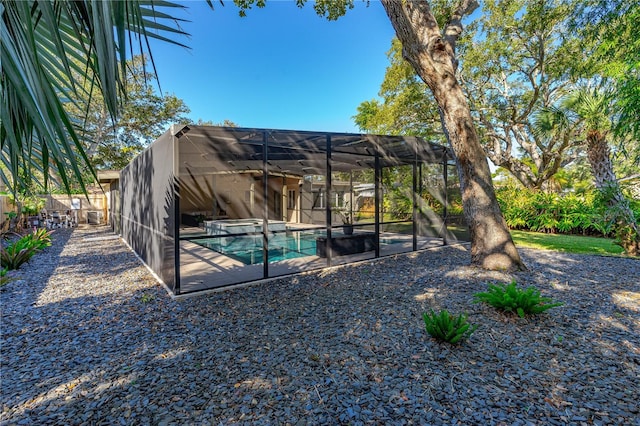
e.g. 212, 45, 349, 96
444, 0, 480, 51
381, 0, 442, 81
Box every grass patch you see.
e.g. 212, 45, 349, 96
341, 219, 625, 256
510, 230, 625, 256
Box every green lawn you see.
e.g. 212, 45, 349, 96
510, 230, 626, 256
358, 218, 628, 256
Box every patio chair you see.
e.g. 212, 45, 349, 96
51, 211, 61, 228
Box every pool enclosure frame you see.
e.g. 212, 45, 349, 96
118, 125, 464, 295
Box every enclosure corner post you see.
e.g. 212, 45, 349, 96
443, 156, 449, 246
374, 151, 381, 258
412, 157, 418, 252
326, 134, 333, 267
173, 133, 182, 295
262, 131, 269, 278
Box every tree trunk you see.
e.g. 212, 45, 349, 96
586, 130, 639, 255
381, 0, 525, 270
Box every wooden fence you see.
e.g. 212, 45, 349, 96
1, 192, 109, 226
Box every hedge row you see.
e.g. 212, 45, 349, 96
495, 187, 640, 236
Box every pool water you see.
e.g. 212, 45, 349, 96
192, 232, 320, 265
191, 231, 408, 265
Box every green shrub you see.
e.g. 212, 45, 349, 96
0, 229, 52, 270
530, 192, 559, 233
422, 309, 477, 344
497, 186, 535, 230
1, 241, 35, 270
496, 186, 613, 236
22, 228, 52, 251
140, 293, 155, 303
474, 280, 563, 318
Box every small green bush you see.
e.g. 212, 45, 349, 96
1, 241, 34, 270
140, 293, 155, 303
22, 228, 52, 251
423, 309, 477, 344
0, 229, 52, 270
474, 280, 563, 318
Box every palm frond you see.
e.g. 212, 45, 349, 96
1, 0, 189, 196
532, 104, 571, 140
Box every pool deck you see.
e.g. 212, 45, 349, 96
178, 229, 444, 294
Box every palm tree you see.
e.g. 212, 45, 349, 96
1, 0, 188, 195
534, 88, 639, 255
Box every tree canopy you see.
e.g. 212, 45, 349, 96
571, 0, 640, 144
353, 0, 638, 192
74, 56, 190, 171
461, 0, 583, 189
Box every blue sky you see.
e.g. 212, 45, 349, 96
148, 1, 397, 133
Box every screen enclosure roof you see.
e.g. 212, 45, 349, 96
174, 125, 455, 176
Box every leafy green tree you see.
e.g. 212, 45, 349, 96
534, 89, 639, 255
571, 0, 640, 143
1, 0, 189, 194
356, 1, 585, 191
463, 0, 582, 190
73, 56, 190, 170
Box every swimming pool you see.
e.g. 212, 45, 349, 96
192, 231, 319, 264
190, 230, 407, 265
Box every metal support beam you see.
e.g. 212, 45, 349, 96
325, 134, 333, 267
349, 170, 354, 224
419, 162, 423, 245
262, 131, 270, 276
374, 151, 381, 258
173, 142, 181, 295
443, 158, 449, 246
412, 159, 418, 252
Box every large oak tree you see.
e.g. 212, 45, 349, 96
355, 1, 584, 192
379, 1, 526, 270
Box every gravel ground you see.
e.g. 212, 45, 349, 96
1, 225, 639, 425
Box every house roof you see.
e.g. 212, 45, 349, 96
97, 170, 120, 182
174, 125, 454, 177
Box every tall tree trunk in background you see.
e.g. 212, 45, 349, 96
381, 0, 525, 270
586, 130, 639, 255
